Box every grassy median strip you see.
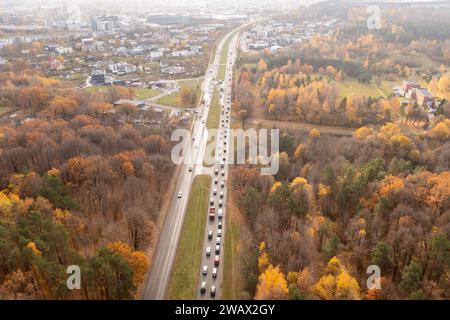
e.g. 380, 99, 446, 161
202, 88, 221, 167
166, 175, 211, 299
207, 88, 221, 129
218, 32, 235, 81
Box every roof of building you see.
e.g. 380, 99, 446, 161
418, 88, 433, 98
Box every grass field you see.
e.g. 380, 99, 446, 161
84, 86, 161, 99
157, 79, 202, 108
133, 87, 161, 99
166, 175, 211, 299
334, 78, 390, 98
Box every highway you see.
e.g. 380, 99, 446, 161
141, 26, 240, 300
196, 31, 240, 300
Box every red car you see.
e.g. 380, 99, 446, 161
214, 255, 220, 266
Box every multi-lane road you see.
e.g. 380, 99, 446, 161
197, 32, 240, 300
142, 26, 242, 300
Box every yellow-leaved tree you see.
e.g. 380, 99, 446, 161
255, 265, 289, 300
313, 256, 360, 300
106, 241, 148, 286
258, 242, 270, 273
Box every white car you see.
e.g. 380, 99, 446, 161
201, 281, 206, 294
216, 237, 221, 245
213, 188, 217, 195
177, 191, 182, 198
217, 229, 222, 237
212, 267, 217, 278
206, 246, 211, 256
202, 265, 208, 275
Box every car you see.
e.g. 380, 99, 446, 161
212, 268, 217, 278
206, 246, 211, 256
188, 166, 193, 172
210, 285, 216, 297
220, 162, 225, 168
219, 192, 224, 199
215, 245, 220, 254
214, 178, 218, 184
216, 237, 221, 245
214, 188, 218, 195
214, 255, 220, 266
217, 229, 222, 237
220, 181, 225, 188
177, 191, 182, 198
210, 207, 216, 214
218, 221, 222, 229
210, 198, 214, 205
202, 265, 208, 275
221, 170, 225, 176
200, 281, 206, 294
218, 200, 223, 207
208, 230, 213, 239
214, 169, 219, 175
218, 209, 223, 219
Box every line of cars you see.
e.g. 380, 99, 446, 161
199, 37, 236, 299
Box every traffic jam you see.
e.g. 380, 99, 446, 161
199, 41, 235, 299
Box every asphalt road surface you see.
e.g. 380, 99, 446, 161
196, 31, 240, 300
142, 26, 240, 300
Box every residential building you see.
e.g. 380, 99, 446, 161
415, 88, 435, 108
108, 62, 137, 75
402, 80, 421, 92
91, 70, 106, 84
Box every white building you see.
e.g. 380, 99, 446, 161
149, 50, 164, 60
55, 47, 73, 55
108, 62, 137, 75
